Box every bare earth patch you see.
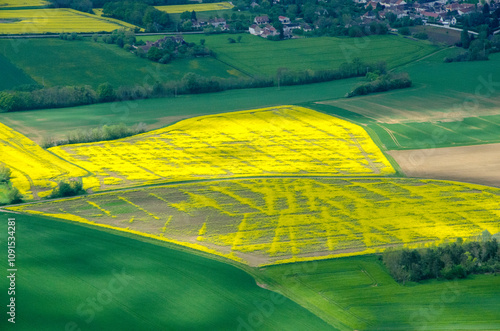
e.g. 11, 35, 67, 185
388, 143, 500, 187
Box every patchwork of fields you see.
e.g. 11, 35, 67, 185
48, 106, 394, 192
0, 8, 137, 34
10, 177, 500, 266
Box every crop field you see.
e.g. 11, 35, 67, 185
0, 53, 36, 90
0, 8, 137, 34
0, 212, 334, 331
10, 177, 500, 266
261, 255, 500, 330
47, 106, 394, 192
0, 122, 88, 200
389, 143, 500, 188
409, 25, 462, 45
0, 0, 48, 8
180, 34, 439, 76
0, 38, 240, 89
155, 2, 233, 13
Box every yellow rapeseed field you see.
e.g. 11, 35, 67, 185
0, 122, 87, 200
0, 0, 48, 8
155, 2, 233, 14
10, 178, 500, 266
0, 8, 137, 34
49, 106, 395, 192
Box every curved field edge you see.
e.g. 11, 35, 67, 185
0, 212, 336, 331
7, 177, 500, 266
46, 105, 395, 192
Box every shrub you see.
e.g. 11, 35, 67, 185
49, 179, 85, 198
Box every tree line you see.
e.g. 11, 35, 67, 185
102, 1, 173, 32
346, 72, 412, 98
0, 59, 385, 112
383, 235, 500, 284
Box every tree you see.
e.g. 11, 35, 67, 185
191, 10, 197, 21
200, 38, 205, 46
483, 2, 490, 16
237, 35, 242, 43
0, 165, 11, 183
147, 46, 163, 62
461, 27, 471, 49
180, 11, 191, 21
96, 83, 115, 102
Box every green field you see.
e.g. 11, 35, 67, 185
0, 212, 335, 330
179, 34, 439, 76
0, 38, 242, 89
260, 255, 500, 330
0, 53, 36, 90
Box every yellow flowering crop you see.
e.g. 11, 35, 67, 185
49, 106, 395, 192
10, 178, 500, 266
0, 122, 88, 200
0, 0, 48, 8
0, 8, 138, 34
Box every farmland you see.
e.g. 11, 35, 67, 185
409, 25, 462, 45
0, 122, 87, 200
155, 2, 233, 13
10, 177, 500, 266
0, 53, 36, 90
389, 143, 500, 188
0, 0, 48, 8
0, 38, 241, 89
0, 8, 137, 34
260, 255, 500, 330
46, 106, 394, 192
0, 212, 334, 330
177, 34, 439, 76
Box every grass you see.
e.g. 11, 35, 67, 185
177, 34, 440, 76
0, 212, 335, 330
0, 38, 242, 89
0, 53, 36, 90
259, 255, 500, 330
46, 106, 394, 192
308, 51, 500, 150
155, 2, 233, 13
10, 177, 500, 266
0, 8, 137, 34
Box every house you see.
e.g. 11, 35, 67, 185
250, 1, 259, 8
302, 23, 313, 32
254, 15, 270, 24
249, 24, 262, 35
209, 18, 226, 28
421, 11, 440, 19
283, 23, 300, 36
365, 1, 378, 10
140, 35, 185, 52
279, 16, 291, 24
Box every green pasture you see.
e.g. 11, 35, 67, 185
0, 38, 241, 89
0, 213, 335, 330
179, 34, 440, 76
259, 255, 500, 331
0, 53, 36, 90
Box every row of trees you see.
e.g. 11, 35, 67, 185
41, 123, 147, 148
102, 1, 173, 32
346, 72, 412, 98
0, 165, 22, 206
383, 235, 500, 284
49, 179, 86, 199
0, 59, 383, 112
